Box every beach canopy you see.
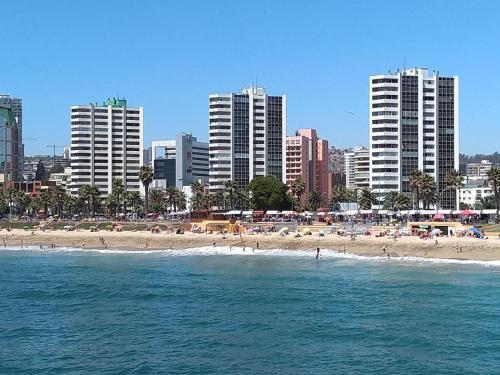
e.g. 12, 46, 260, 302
431, 228, 442, 235
266, 210, 281, 215
303, 211, 313, 216
482, 209, 497, 215
346, 210, 358, 216
242, 210, 253, 216
225, 210, 242, 216
317, 212, 326, 216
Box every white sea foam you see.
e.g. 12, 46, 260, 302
3, 245, 500, 267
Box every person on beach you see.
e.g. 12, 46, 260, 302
213, 241, 216, 248
387, 252, 390, 259
145, 242, 149, 249
82, 242, 86, 248
316, 247, 320, 259
455, 243, 459, 253
256, 241, 259, 249
459, 245, 463, 253
343, 246, 346, 254
383, 245, 386, 253
435, 239, 438, 246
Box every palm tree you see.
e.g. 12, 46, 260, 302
290, 177, 306, 210
40, 191, 53, 218
16, 193, 32, 216
307, 191, 323, 211
125, 191, 143, 216
486, 166, 500, 221
30, 196, 43, 218
190, 180, 205, 196
223, 180, 238, 210
78, 185, 101, 218
138, 166, 154, 213
329, 186, 348, 211
382, 191, 399, 211
52, 185, 67, 218
357, 188, 378, 210
149, 189, 165, 213
111, 179, 126, 215
165, 187, 177, 212
420, 174, 437, 210
443, 170, 464, 210
394, 193, 411, 211
176, 190, 187, 211
409, 170, 425, 209
478, 196, 495, 210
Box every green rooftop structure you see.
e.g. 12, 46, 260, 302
102, 97, 127, 107
0, 107, 18, 127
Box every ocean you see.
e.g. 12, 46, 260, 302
1, 247, 500, 374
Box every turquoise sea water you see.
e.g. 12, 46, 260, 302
1, 247, 500, 374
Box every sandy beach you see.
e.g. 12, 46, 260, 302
3, 228, 500, 261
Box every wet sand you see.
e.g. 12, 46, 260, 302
4, 228, 500, 261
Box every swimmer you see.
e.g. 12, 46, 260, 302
316, 247, 320, 259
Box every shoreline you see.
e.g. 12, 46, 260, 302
3, 229, 500, 262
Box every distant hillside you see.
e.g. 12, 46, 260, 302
460, 152, 500, 165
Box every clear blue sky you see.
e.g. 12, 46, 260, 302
2, 0, 499, 155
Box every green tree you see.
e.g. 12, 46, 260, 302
110, 179, 126, 215
30, 196, 43, 217
51, 185, 67, 217
486, 166, 500, 221
289, 177, 306, 210
149, 189, 165, 213
409, 170, 425, 209
443, 170, 464, 210
78, 185, 101, 218
138, 166, 154, 213
16, 193, 32, 215
40, 191, 52, 218
125, 191, 143, 216
420, 174, 437, 209
248, 176, 290, 211
307, 190, 324, 211
223, 180, 238, 210
357, 188, 378, 210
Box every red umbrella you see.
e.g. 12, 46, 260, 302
433, 213, 444, 221
459, 209, 474, 216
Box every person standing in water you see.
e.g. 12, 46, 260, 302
316, 247, 320, 259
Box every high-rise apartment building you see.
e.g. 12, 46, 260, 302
369, 68, 459, 209
285, 129, 328, 195
69, 98, 143, 196
208, 87, 286, 191
151, 133, 209, 189
0, 94, 23, 182
345, 146, 369, 189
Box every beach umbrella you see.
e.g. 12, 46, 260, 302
433, 213, 444, 221
459, 209, 475, 216
278, 227, 289, 236
430, 228, 442, 236
467, 227, 481, 236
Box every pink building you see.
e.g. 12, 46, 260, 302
286, 129, 329, 196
